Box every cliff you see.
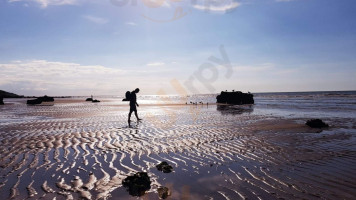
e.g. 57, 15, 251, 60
0, 90, 23, 98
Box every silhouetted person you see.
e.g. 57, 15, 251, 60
128, 88, 142, 126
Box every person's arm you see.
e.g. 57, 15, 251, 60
135, 96, 139, 107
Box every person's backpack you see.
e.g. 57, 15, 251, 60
122, 91, 131, 101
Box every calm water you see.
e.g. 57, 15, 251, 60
254, 91, 356, 120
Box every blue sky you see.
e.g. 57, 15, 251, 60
0, 0, 355, 96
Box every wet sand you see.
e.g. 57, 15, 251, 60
0, 99, 356, 199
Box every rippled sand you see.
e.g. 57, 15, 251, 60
0, 99, 355, 199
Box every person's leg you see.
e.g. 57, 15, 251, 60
128, 110, 133, 124
134, 110, 141, 120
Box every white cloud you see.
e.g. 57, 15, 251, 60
83, 15, 108, 24
8, 0, 80, 8
0, 59, 184, 95
193, 0, 241, 12
147, 62, 165, 67
0, 60, 126, 95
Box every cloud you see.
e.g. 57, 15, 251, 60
147, 62, 165, 67
0, 59, 182, 95
8, 0, 80, 8
192, 0, 241, 12
0, 60, 126, 95
83, 15, 108, 24
125, 22, 137, 26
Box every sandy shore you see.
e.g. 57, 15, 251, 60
0, 99, 355, 199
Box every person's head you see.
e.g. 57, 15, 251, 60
135, 88, 140, 93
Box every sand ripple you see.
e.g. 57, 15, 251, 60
0, 101, 356, 199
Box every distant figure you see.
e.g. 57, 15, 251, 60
128, 88, 142, 125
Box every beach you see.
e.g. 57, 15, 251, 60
0, 92, 356, 199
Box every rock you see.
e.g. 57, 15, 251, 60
85, 98, 93, 101
122, 172, 151, 196
0, 97, 4, 105
92, 99, 100, 103
157, 187, 170, 199
27, 95, 54, 105
216, 91, 254, 105
306, 119, 329, 128
156, 161, 173, 173
27, 98, 43, 105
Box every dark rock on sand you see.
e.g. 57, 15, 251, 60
0, 97, 4, 105
216, 91, 254, 105
157, 187, 170, 199
306, 119, 329, 128
27, 98, 43, 105
27, 95, 54, 105
156, 161, 173, 173
86, 95, 99, 102
122, 172, 151, 196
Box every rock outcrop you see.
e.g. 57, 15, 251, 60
27, 95, 54, 105
0, 97, 4, 105
27, 98, 43, 105
122, 172, 151, 196
0, 90, 23, 98
86, 95, 100, 103
306, 119, 329, 128
156, 161, 173, 173
216, 91, 254, 105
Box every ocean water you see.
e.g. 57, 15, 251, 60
254, 91, 356, 120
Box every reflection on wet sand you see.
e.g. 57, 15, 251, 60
217, 104, 254, 115
0, 100, 355, 199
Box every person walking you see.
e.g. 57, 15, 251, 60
128, 88, 142, 126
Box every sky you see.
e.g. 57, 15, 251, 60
0, 0, 355, 96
